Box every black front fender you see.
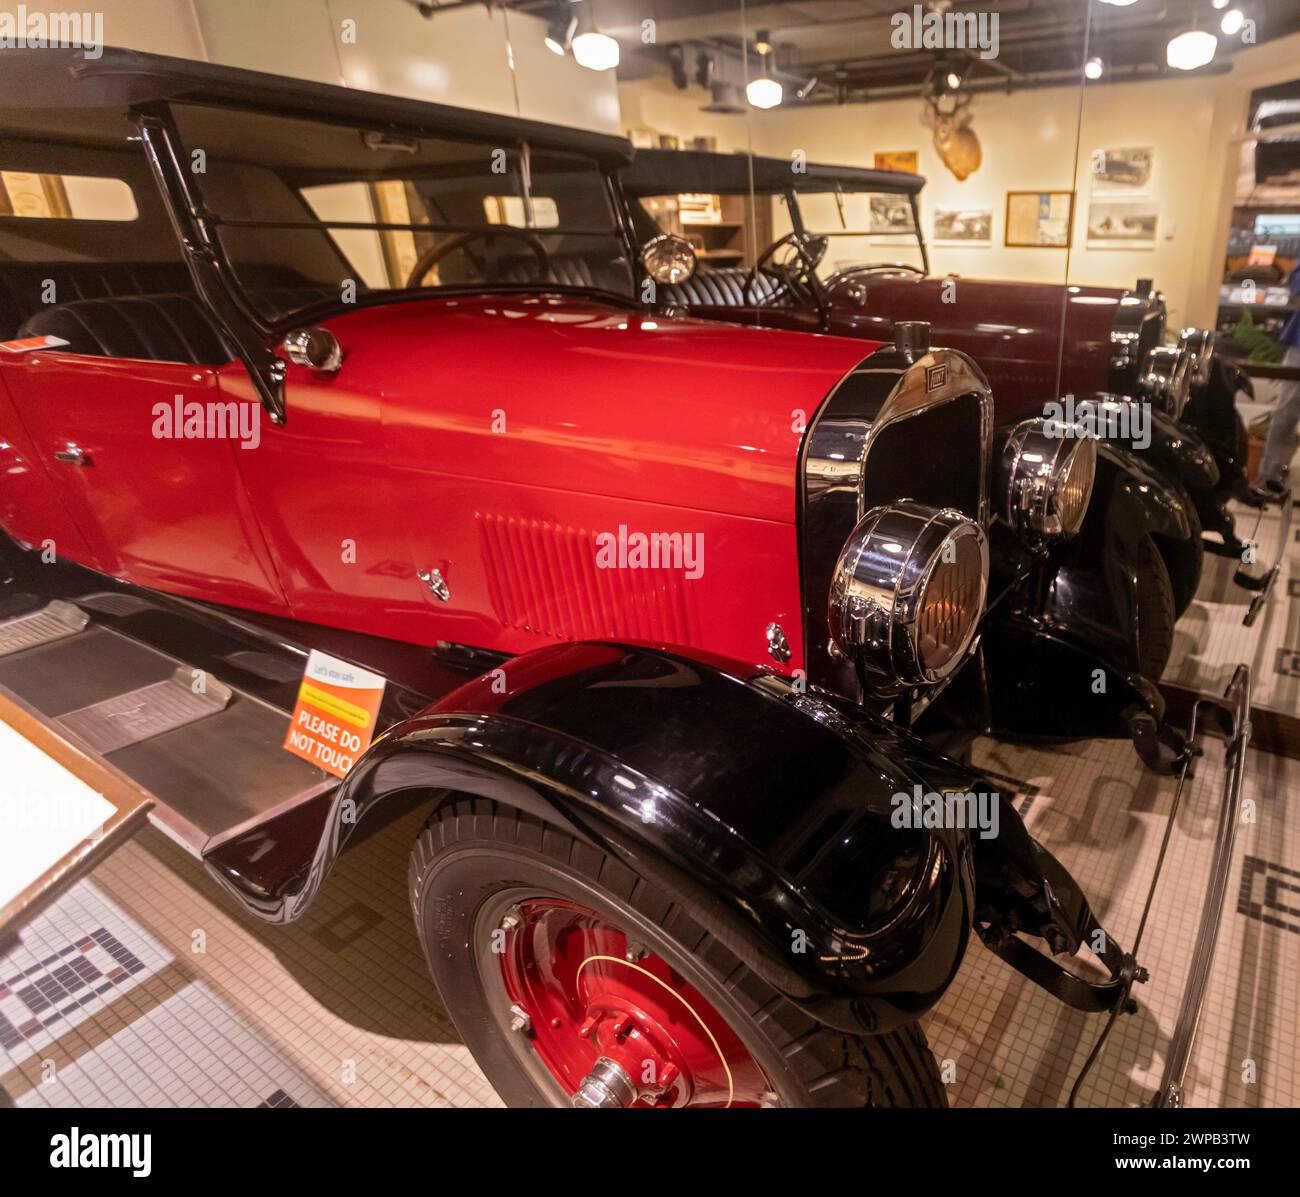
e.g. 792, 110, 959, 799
1182, 357, 1252, 491
1095, 440, 1193, 546
1073, 395, 1219, 494
205, 642, 988, 1035
1040, 442, 1192, 669
1142, 408, 1219, 492
978, 610, 1174, 765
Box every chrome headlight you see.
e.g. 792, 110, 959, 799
1000, 418, 1097, 540
1139, 344, 1193, 417
640, 233, 697, 286
828, 501, 988, 693
1178, 327, 1216, 388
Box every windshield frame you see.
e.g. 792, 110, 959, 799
785, 184, 931, 280
134, 98, 642, 424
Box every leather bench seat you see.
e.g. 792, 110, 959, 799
658, 266, 785, 307
15, 286, 340, 366
496, 253, 632, 293
0, 262, 194, 340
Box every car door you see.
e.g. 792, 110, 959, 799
219, 358, 436, 645
3, 348, 290, 614
0, 363, 100, 566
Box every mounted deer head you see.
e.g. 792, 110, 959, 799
922, 90, 982, 182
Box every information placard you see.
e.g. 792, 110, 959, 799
283, 650, 386, 779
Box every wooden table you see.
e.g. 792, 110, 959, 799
0, 685, 152, 948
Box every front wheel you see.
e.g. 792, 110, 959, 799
1129, 532, 1176, 679
1154, 485, 1203, 618
410, 798, 947, 1108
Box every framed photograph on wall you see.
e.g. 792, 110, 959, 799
1004, 190, 1074, 248
869, 193, 917, 233
933, 206, 993, 245
1086, 198, 1158, 249
874, 150, 919, 173
1089, 147, 1154, 193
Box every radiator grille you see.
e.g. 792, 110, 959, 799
477, 513, 696, 644
860, 395, 986, 524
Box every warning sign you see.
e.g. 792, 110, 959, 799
1, 334, 70, 354
283, 650, 387, 779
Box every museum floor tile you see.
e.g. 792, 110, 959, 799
3, 715, 1294, 1110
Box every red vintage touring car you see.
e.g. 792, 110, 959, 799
0, 48, 1245, 1108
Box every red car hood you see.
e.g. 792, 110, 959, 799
311, 294, 874, 523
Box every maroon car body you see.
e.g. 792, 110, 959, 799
622, 149, 1260, 607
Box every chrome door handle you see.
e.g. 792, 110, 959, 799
417, 567, 451, 603
54, 444, 90, 466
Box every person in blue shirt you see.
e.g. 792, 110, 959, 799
1258, 262, 1300, 494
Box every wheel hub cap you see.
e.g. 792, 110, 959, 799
496, 898, 776, 1108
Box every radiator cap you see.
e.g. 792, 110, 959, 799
894, 321, 931, 360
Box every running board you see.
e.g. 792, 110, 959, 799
56, 665, 232, 754
0, 597, 334, 855
0, 599, 88, 656
1234, 488, 1292, 626
1152, 665, 1251, 1107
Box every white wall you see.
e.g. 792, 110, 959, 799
618, 30, 1300, 329
0, 0, 205, 56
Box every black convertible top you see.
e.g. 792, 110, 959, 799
0, 46, 635, 168
622, 148, 926, 197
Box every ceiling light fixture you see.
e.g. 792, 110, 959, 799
695, 50, 716, 91
1212, 0, 1230, 8
544, 7, 576, 56
571, 4, 619, 72
666, 43, 688, 89
1084, 55, 1105, 80
701, 81, 746, 114
747, 29, 783, 109
1098, 0, 1139, 6
1166, 28, 1218, 70
1221, 8, 1245, 35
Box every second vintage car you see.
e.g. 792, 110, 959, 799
622, 149, 1280, 648
0, 48, 1239, 1109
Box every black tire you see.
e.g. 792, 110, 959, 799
1132, 533, 1176, 680
1154, 486, 1203, 618
409, 797, 947, 1109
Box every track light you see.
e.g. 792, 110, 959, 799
666, 43, 688, 89
571, 4, 619, 72
796, 75, 819, 101
937, 59, 967, 94
695, 51, 715, 91
747, 28, 783, 109
1221, 8, 1245, 35
701, 81, 745, 114
747, 75, 783, 109
1166, 29, 1218, 70
544, 7, 576, 56
1084, 56, 1104, 80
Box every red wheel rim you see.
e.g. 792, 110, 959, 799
497, 898, 777, 1107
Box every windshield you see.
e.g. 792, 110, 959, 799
779, 189, 928, 277
171, 103, 635, 322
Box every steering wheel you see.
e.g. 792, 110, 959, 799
747, 232, 829, 306
406, 229, 551, 288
